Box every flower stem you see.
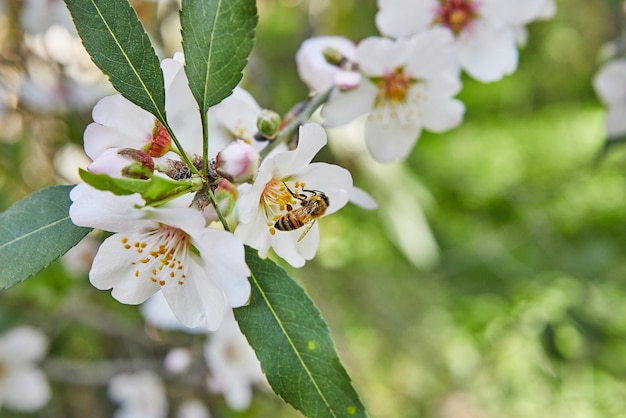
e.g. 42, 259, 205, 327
206, 187, 231, 232
161, 119, 202, 177
259, 87, 333, 159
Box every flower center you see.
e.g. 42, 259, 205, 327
435, 0, 479, 35
374, 67, 414, 108
144, 119, 172, 158
121, 224, 190, 287
260, 178, 308, 235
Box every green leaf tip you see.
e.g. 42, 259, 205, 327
0, 185, 92, 289
64, 0, 166, 122
180, 0, 258, 111
234, 247, 368, 418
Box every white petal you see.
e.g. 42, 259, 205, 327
234, 217, 272, 257
162, 256, 226, 330
296, 163, 352, 216
356, 36, 410, 76
421, 97, 465, 133
296, 36, 358, 92
364, 116, 421, 163
272, 123, 327, 174
349, 186, 378, 210
0, 326, 48, 364
458, 22, 518, 83
375, 0, 437, 38
321, 83, 376, 127
2, 367, 50, 412
83, 123, 150, 161
593, 59, 626, 106
192, 229, 251, 308
91, 95, 153, 140
141, 293, 208, 334
161, 56, 185, 89
405, 28, 458, 79
606, 105, 626, 138
89, 233, 161, 304
165, 69, 203, 156
482, 0, 550, 26
69, 184, 145, 232
270, 231, 307, 268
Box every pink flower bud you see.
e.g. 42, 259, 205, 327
88, 148, 154, 179
215, 140, 259, 183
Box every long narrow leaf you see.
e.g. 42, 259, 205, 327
180, 0, 257, 111
235, 247, 368, 418
64, 0, 166, 122
0, 186, 92, 289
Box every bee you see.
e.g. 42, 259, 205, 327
274, 182, 330, 242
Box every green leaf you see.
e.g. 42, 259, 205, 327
0, 186, 92, 289
234, 247, 368, 418
79, 169, 196, 206
64, 0, 166, 122
180, 0, 257, 110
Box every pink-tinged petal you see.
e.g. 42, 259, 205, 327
69, 184, 146, 232
296, 36, 358, 92
421, 97, 465, 133
356, 37, 410, 76
322, 82, 376, 127
83, 123, 150, 161
375, 0, 437, 38
296, 163, 352, 216
458, 22, 518, 83
606, 105, 626, 138
0, 327, 47, 364
272, 123, 327, 174
405, 28, 459, 78
91, 94, 154, 139
192, 229, 250, 308
365, 117, 421, 163
2, 367, 50, 412
162, 256, 227, 330
89, 233, 161, 304
593, 59, 626, 106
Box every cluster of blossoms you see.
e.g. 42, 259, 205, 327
296, 0, 555, 162
69, 0, 558, 340
70, 53, 356, 331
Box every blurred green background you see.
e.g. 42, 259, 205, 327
2, 0, 626, 417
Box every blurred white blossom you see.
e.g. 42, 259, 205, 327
109, 370, 168, 418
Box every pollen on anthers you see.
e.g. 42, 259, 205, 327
121, 225, 190, 287
261, 178, 307, 235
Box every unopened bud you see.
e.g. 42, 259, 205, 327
88, 148, 154, 179
256, 109, 281, 139
215, 140, 259, 183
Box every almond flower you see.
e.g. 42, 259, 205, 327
593, 59, 626, 139
235, 123, 352, 267
375, 0, 556, 83
0, 326, 50, 413
69, 184, 251, 330
322, 29, 464, 163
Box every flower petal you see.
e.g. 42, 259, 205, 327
593, 59, 626, 106
364, 116, 421, 163
0, 326, 48, 364
375, 0, 437, 38
322, 82, 376, 127
89, 233, 161, 304
421, 97, 465, 133
2, 367, 50, 412
162, 256, 227, 330
272, 123, 327, 174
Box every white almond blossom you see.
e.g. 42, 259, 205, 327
322, 29, 464, 163
0, 326, 50, 413
205, 309, 266, 411
593, 59, 626, 138
235, 123, 352, 267
375, 0, 556, 83
70, 184, 251, 331
296, 36, 362, 92
109, 370, 167, 418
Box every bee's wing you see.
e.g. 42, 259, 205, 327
297, 220, 316, 242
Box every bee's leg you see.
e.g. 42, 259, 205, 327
283, 181, 306, 202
